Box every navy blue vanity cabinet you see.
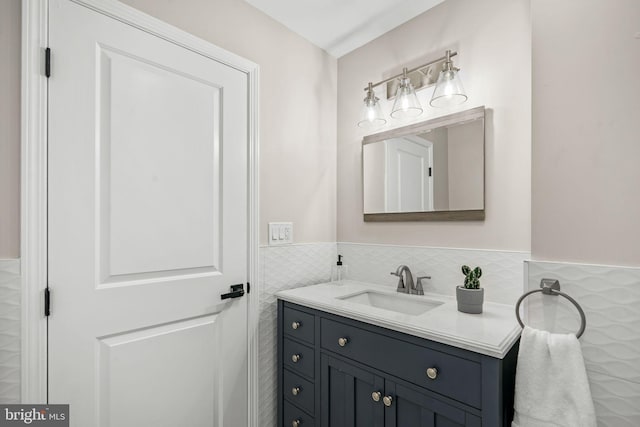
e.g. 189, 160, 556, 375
384, 379, 481, 427
320, 354, 385, 427
278, 300, 518, 427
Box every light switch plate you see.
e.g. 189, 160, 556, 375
268, 222, 293, 245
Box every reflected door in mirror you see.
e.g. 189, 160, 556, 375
386, 137, 433, 212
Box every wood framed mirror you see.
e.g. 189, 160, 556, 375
362, 106, 485, 221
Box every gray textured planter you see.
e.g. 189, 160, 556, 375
456, 286, 484, 314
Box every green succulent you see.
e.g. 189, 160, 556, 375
461, 265, 482, 289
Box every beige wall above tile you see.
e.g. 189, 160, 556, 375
337, 0, 532, 251
0, 0, 21, 258
531, 0, 640, 266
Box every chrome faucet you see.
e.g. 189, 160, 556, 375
391, 265, 431, 295
390, 265, 414, 294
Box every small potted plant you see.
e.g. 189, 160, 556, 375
457, 265, 484, 314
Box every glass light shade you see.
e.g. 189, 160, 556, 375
430, 69, 468, 108
390, 77, 423, 119
357, 95, 386, 129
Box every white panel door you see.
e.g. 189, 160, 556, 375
47, 1, 249, 426
385, 137, 433, 212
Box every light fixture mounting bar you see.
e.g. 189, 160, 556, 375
362, 51, 458, 92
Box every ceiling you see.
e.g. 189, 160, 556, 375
244, 0, 445, 58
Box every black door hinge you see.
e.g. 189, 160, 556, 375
45, 47, 51, 78
429, 167, 432, 177
44, 287, 51, 317
247, 282, 251, 294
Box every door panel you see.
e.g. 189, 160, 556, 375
97, 315, 220, 427
48, 1, 248, 426
320, 354, 384, 427
98, 45, 221, 279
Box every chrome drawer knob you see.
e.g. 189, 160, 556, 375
426, 367, 438, 380
292, 386, 301, 396
338, 337, 349, 347
292, 321, 301, 330
371, 391, 381, 402
383, 395, 393, 407
292, 419, 301, 427
291, 354, 301, 363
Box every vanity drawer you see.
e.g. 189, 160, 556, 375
320, 318, 482, 408
283, 400, 314, 427
283, 306, 315, 345
283, 337, 315, 379
283, 369, 315, 415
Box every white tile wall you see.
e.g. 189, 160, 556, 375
589, 371, 640, 427
0, 259, 21, 403
338, 242, 530, 304
525, 260, 640, 427
258, 243, 337, 427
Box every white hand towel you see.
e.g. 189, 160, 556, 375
512, 326, 597, 427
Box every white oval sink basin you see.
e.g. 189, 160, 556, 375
338, 290, 443, 316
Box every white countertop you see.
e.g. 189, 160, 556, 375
276, 280, 522, 359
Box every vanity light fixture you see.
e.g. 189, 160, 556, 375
358, 50, 467, 128
390, 68, 423, 119
357, 82, 387, 129
430, 50, 468, 107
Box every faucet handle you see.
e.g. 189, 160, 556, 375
415, 276, 431, 295
390, 271, 399, 276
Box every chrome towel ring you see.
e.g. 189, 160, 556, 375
515, 278, 586, 339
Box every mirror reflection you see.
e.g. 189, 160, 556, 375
362, 107, 484, 220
